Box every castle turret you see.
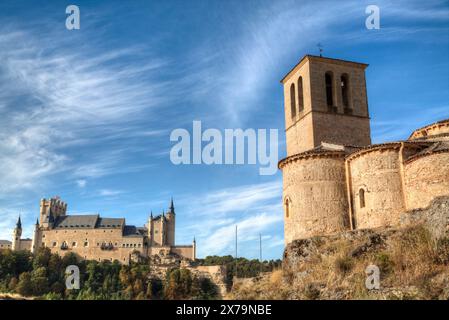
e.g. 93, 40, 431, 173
192, 237, 196, 260
12, 216, 22, 251
161, 210, 166, 245
148, 211, 154, 245
165, 198, 176, 246
31, 218, 41, 254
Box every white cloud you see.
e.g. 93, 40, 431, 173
99, 189, 124, 197
76, 179, 87, 188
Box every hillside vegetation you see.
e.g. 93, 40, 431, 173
230, 198, 449, 300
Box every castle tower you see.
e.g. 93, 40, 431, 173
31, 218, 41, 254
165, 198, 176, 246
281, 55, 371, 155
280, 55, 371, 244
161, 210, 166, 245
148, 211, 154, 245
12, 216, 22, 251
192, 237, 196, 260
40, 197, 67, 229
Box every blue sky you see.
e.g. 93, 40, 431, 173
0, 0, 448, 259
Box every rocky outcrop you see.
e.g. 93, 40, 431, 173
249, 197, 449, 300
401, 196, 449, 240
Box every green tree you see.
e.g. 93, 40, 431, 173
31, 266, 49, 296
16, 272, 33, 296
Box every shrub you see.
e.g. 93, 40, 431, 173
334, 256, 354, 275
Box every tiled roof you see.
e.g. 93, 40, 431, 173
54, 215, 99, 229
0, 240, 11, 245
123, 226, 147, 237
96, 217, 125, 228
405, 141, 449, 163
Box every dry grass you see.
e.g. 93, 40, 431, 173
231, 225, 449, 300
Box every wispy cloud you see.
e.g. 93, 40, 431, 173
0, 26, 174, 194
177, 180, 284, 258
76, 179, 87, 188
99, 189, 124, 197
371, 105, 449, 142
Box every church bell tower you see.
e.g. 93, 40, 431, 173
281, 55, 371, 155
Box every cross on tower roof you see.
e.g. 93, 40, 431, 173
317, 43, 323, 57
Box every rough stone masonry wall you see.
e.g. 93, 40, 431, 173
282, 155, 349, 244
348, 148, 405, 229
284, 60, 313, 156
311, 112, 371, 148
308, 59, 371, 148
404, 152, 449, 211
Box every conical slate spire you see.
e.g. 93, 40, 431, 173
169, 197, 174, 213
35, 218, 39, 225
16, 215, 22, 229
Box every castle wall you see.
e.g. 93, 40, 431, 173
171, 245, 194, 260
41, 228, 144, 264
18, 239, 32, 251
347, 147, 405, 229
281, 154, 349, 244
404, 151, 449, 210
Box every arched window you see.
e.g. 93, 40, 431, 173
359, 188, 365, 208
341, 73, 350, 108
290, 83, 296, 119
297, 77, 304, 112
325, 72, 334, 107
284, 197, 291, 218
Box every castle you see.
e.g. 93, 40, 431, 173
279, 55, 449, 245
7, 197, 196, 264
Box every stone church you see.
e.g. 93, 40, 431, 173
279, 54, 449, 245
9, 197, 196, 264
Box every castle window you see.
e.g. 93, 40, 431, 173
284, 197, 291, 218
341, 73, 350, 109
72, 242, 77, 247
359, 188, 366, 208
52, 241, 57, 247
297, 77, 304, 113
325, 72, 334, 107
290, 83, 296, 119
84, 241, 89, 247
